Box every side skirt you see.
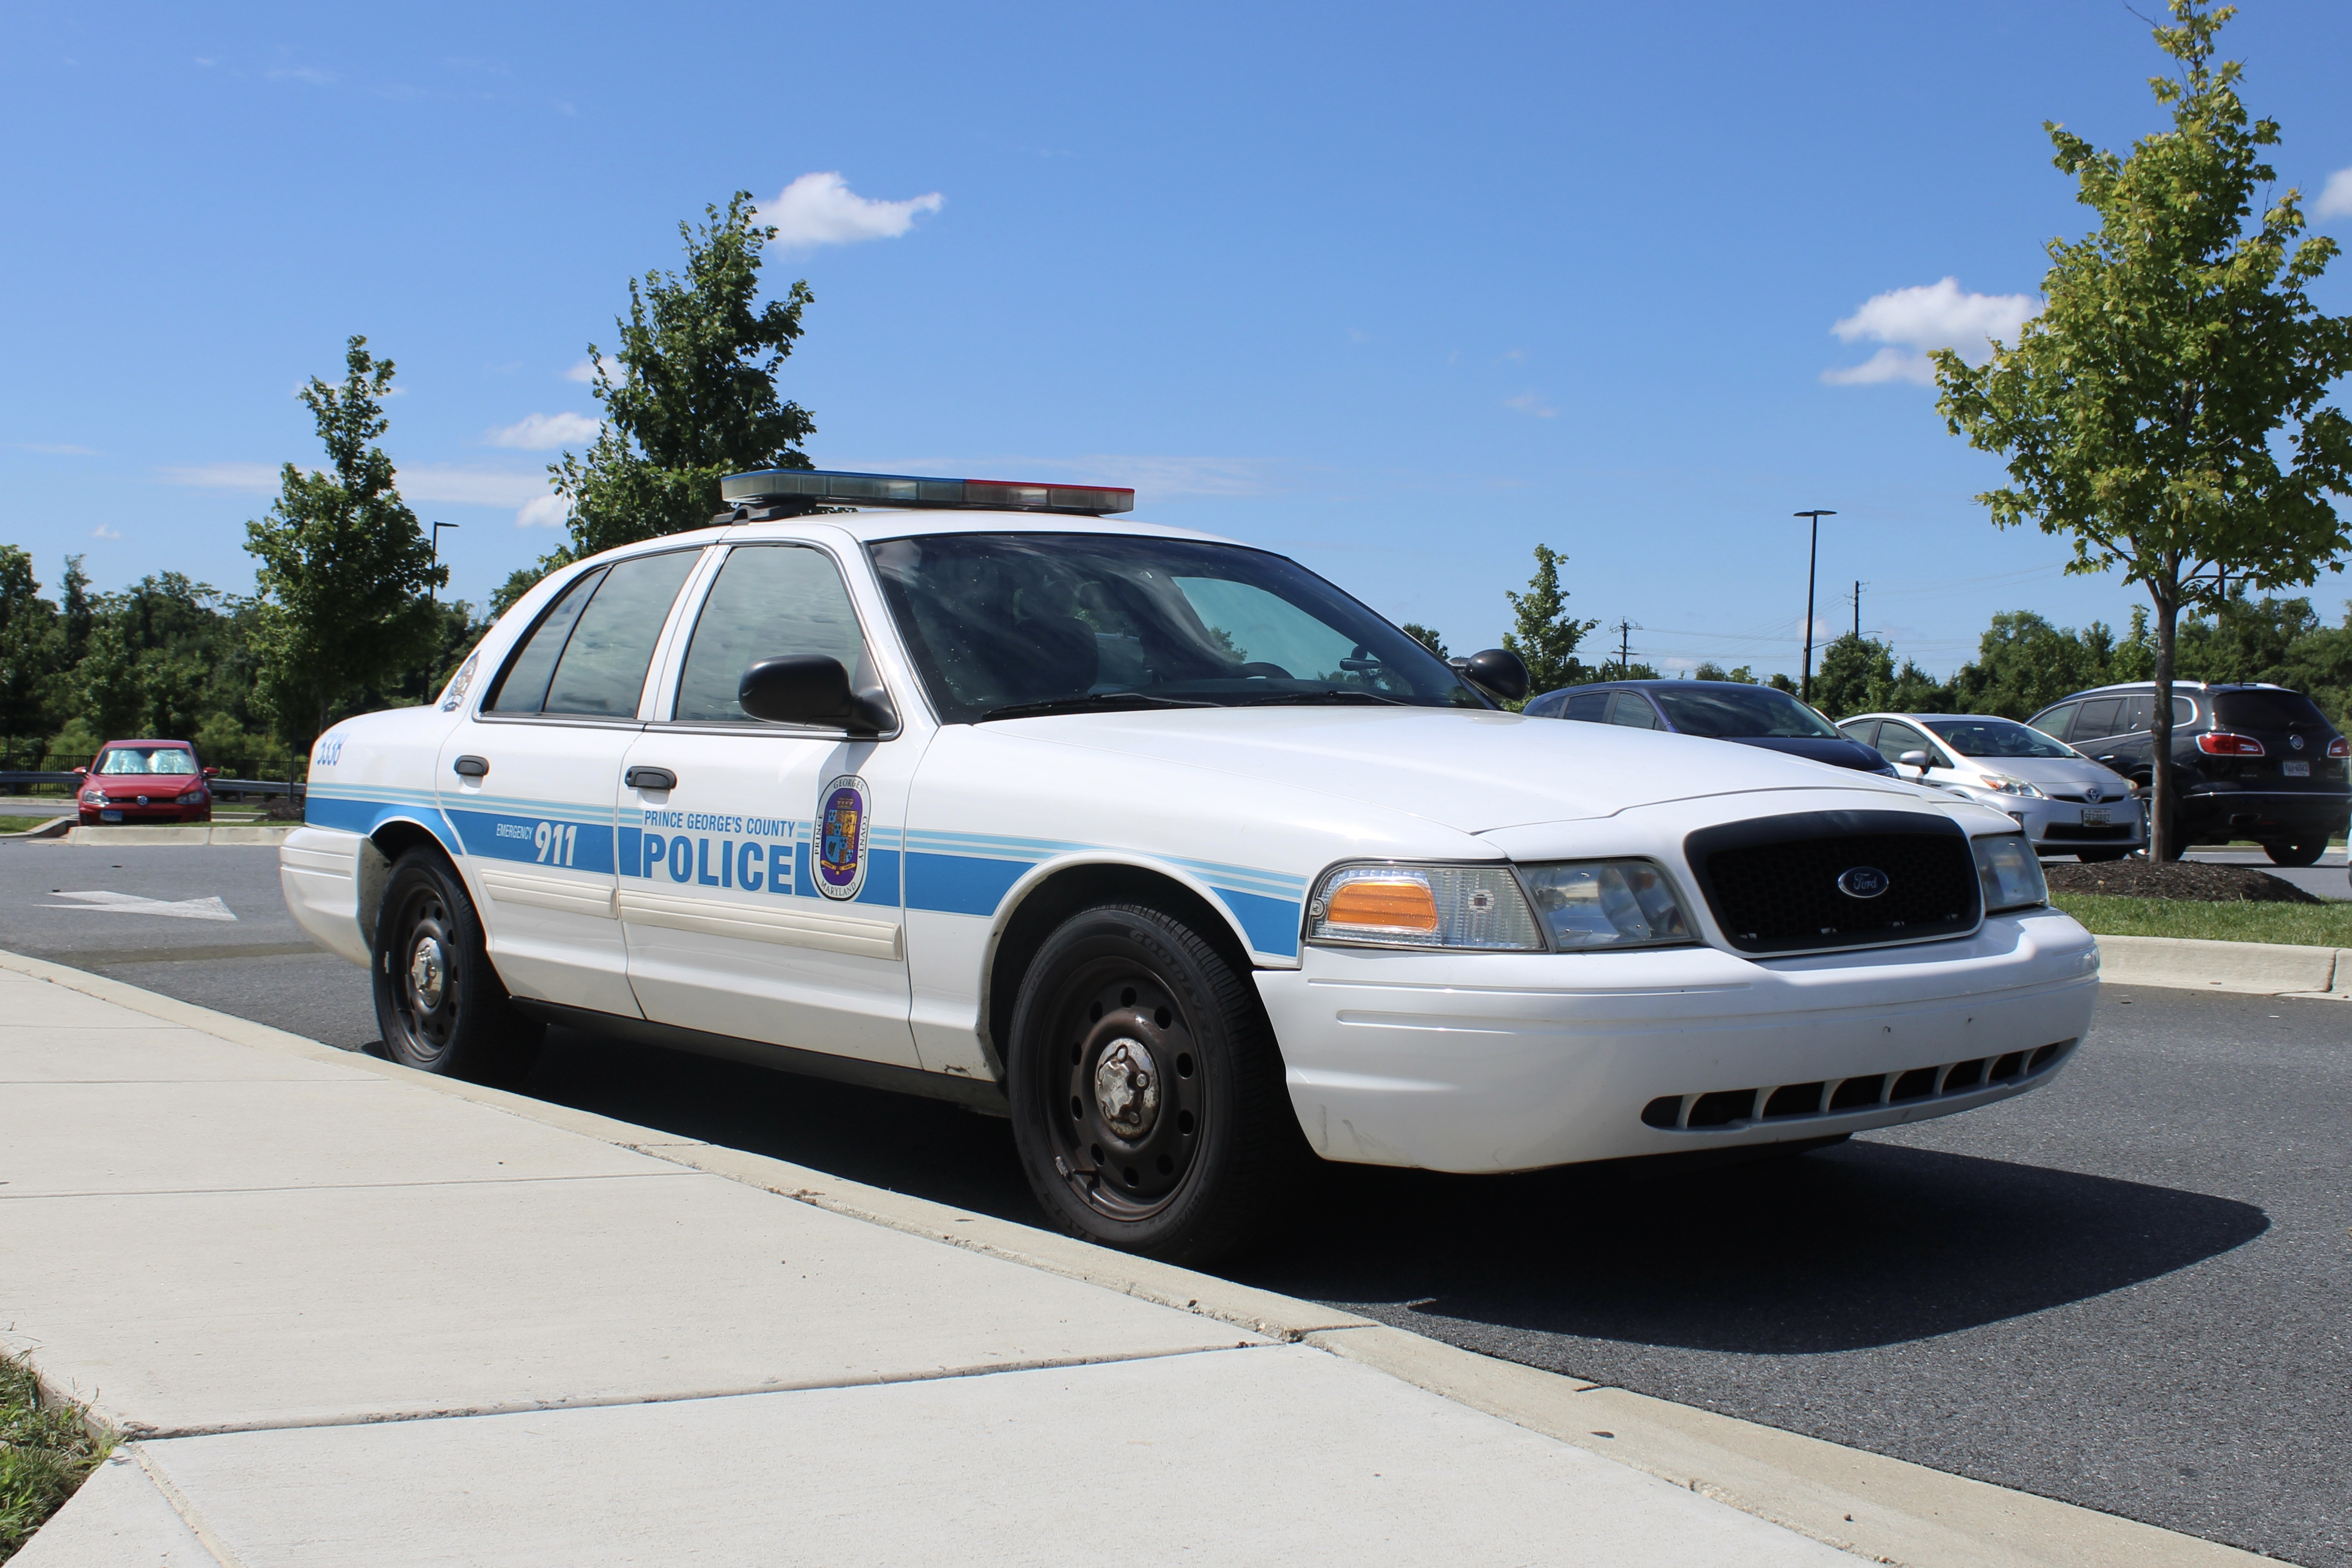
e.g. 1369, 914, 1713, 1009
507, 998, 1010, 1115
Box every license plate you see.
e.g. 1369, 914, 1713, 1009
2080, 807, 2111, 825
100, 810, 122, 821
2284, 760, 2310, 777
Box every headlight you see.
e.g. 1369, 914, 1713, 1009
1972, 833, 2047, 912
1976, 774, 2044, 798
1520, 860, 1694, 950
1307, 864, 1542, 950
80, 789, 103, 804
178, 790, 205, 804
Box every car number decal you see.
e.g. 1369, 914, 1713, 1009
816, 775, 871, 902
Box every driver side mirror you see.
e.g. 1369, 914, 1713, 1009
739, 656, 898, 735
73, 766, 87, 775
1898, 749, 1933, 780
1450, 648, 1529, 703
202, 766, 219, 779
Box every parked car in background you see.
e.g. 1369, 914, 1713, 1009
1524, 679, 1896, 775
2025, 682, 2349, 864
1836, 713, 2144, 861
75, 740, 216, 825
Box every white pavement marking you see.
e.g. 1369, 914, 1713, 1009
38, 891, 237, 922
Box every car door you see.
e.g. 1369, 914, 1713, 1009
615, 539, 925, 1068
437, 547, 705, 1018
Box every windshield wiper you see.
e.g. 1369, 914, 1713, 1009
977, 693, 1216, 723
1234, 689, 1411, 708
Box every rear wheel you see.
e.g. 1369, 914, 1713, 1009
372, 848, 542, 1086
2265, 840, 2327, 867
1005, 903, 1298, 1264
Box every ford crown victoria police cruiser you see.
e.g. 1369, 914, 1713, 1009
281, 468, 2100, 1260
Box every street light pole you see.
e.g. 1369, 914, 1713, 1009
1792, 510, 1836, 704
429, 522, 459, 601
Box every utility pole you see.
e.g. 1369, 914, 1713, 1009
429, 522, 460, 601
1850, 580, 1865, 641
1612, 619, 1641, 678
1792, 510, 1836, 704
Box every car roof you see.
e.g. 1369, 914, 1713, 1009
99, 739, 193, 748
1841, 713, 2032, 724
2042, 680, 2288, 706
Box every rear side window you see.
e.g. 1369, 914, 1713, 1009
2214, 690, 2330, 732
1839, 720, 1880, 749
2070, 698, 2123, 740
1564, 690, 1610, 722
674, 546, 870, 723
485, 551, 700, 718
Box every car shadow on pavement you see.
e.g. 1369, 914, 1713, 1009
1236, 1139, 2271, 1354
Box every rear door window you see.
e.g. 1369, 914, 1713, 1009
1563, 690, 1610, 723
1606, 692, 1661, 728
486, 551, 701, 718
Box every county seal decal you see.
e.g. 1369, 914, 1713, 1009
815, 775, 870, 901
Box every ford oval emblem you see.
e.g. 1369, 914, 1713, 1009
1837, 866, 1890, 900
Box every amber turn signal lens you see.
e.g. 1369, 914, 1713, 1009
1323, 876, 1440, 933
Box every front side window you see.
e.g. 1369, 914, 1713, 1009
674, 545, 871, 722
485, 551, 701, 718
1648, 683, 1842, 739
867, 532, 1483, 724
1874, 722, 1939, 767
1923, 718, 2078, 760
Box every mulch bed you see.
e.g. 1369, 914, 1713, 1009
2042, 859, 2325, 905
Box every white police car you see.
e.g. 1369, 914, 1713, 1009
282, 468, 2100, 1260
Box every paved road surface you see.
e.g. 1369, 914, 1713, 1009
4, 840, 2344, 1565
2182, 846, 2348, 902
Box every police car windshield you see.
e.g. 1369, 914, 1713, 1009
868, 533, 1486, 724
1922, 718, 2078, 759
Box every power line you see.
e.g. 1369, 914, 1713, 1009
1610, 618, 1643, 677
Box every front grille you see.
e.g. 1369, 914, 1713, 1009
1684, 810, 1980, 955
1640, 1040, 2076, 1131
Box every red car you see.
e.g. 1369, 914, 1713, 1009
75, 740, 217, 825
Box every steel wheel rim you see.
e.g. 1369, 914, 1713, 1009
1038, 957, 1204, 1222
391, 888, 459, 1061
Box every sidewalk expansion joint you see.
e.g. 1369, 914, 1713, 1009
0, 1170, 702, 1202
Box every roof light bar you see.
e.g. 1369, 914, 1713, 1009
719, 467, 1134, 515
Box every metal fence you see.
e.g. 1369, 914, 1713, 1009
1, 772, 304, 802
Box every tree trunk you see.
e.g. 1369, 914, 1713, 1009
2148, 579, 2179, 863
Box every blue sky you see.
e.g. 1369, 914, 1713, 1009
6, 1, 2350, 682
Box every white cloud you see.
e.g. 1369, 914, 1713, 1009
1823, 277, 2039, 387
564, 357, 604, 384
90, 524, 122, 540
2316, 167, 2352, 220
756, 172, 943, 249
487, 412, 600, 449
516, 494, 570, 529
161, 461, 281, 492
1504, 391, 1557, 418
393, 466, 555, 508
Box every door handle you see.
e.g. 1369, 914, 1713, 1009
626, 766, 677, 791
453, 755, 489, 778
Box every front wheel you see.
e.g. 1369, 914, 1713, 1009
372, 848, 542, 1086
1005, 903, 1299, 1263
2265, 840, 2328, 867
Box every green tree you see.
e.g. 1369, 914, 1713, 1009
244, 337, 445, 754
1399, 622, 1449, 659
547, 192, 816, 565
1500, 544, 1599, 704
1689, 661, 1758, 684
1810, 633, 1891, 719
1933, 2, 2352, 856
58, 555, 91, 668
1947, 611, 2129, 718
0, 546, 60, 751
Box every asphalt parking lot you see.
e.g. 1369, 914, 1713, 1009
4, 840, 2344, 1565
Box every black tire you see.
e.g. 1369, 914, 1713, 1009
372, 847, 542, 1086
2076, 848, 2131, 863
1005, 903, 1299, 1264
2265, 840, 2327, 867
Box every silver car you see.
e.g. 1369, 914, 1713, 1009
1839, 713, 2146, 861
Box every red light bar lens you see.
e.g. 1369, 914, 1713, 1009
720, 468, 1135, 515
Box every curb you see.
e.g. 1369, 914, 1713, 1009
50, 824, 295, 846
2097, 933, 2352, 1000
0, 947, 2271, 1568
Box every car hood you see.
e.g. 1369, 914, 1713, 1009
1948, 755, 2132, 797
92, 776, 199, 790
1716, 735, 1892, 773
986, 706, 1926, 833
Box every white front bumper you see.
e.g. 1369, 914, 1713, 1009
1256, 909, 2100, 1173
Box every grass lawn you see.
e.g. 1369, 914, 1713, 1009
0, 815, 59, 834
2052, 893, 2352, 948
1, 1355, 108, 1561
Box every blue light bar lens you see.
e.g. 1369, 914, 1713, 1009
720, 468, 1134, 514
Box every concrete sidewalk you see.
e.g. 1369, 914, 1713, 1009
1, 957, 1838, 1566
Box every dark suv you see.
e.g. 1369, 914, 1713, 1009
2025, 682, 2349, 864
1524, 679, 1894, 775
